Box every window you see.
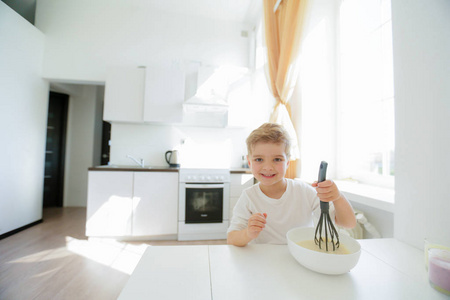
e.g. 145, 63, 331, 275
253, 0, 395, 190
337, 0, 395, 188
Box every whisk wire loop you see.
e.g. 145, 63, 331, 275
314, 161, 340, 251
314, 213, 324, 248
314, 208, 340, 251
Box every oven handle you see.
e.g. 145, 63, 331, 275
184, 183, 226, 189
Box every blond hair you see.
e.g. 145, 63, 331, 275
246, 123, 291, 159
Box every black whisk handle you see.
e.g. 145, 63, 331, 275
318, 161, 328, 183
320, 201, 329, 212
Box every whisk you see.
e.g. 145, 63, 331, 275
314, 161, 340, 251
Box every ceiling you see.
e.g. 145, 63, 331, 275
2, 0, 36, 24
145, 0, 261, 24
2, 0, 262, 26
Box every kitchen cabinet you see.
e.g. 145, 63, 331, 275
86, 170, 178, 238
103, 67, 146, 123
229, 173, 254, 220
143, 62, 185, 123
103, 64, 184, 124
86, 171, 134, 236
132, 172, 178, 236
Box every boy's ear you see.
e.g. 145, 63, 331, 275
247, 155, 251, 167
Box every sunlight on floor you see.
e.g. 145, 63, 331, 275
32, 267, 63, 279
65, 236, 148, 275
9, 248, 72, 263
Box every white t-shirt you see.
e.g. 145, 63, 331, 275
227, 178, 335, 244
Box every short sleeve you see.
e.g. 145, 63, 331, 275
227, 191, 252, 233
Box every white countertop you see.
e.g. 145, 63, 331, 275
118, 239, 448, 300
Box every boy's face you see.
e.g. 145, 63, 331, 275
248, 142, 290, 187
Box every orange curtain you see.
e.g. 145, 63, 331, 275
263, 0, 309, 179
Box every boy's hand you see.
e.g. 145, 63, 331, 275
312, 180, 342, 203
246, 213, 267, 240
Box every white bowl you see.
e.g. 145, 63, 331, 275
286, 227, 361, 275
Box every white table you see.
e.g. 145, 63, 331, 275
118, 239, 448, 300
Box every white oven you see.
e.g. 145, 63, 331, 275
178, 169, 230, 241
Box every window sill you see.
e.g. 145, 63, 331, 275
335, 180, 395, 213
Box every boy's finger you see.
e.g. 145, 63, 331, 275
249, 218, 265, 226
252, 213, 267, 221
317, 180, 334, 187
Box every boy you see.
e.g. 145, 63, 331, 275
227, 123, 356, 246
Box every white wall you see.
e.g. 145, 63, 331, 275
50, 84, 104, 207
35, 0, 251, 83
392, 0, 450, 249
33, 0, 259, 197
65, 85, 104, 207
0, 3, 48, 235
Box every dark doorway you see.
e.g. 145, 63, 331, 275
101, 121, 111, 165
43, 92, 69, 207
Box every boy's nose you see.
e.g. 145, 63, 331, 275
262, 162, 273, 170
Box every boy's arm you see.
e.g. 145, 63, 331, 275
312, 180, 356, 229
227, 229, 253, 247
227, 213, 267, 247
331, 194, 356, 228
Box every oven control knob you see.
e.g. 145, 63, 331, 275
206, 176, 212, 181
200, 176, 205, 181
215, 176, 220, 181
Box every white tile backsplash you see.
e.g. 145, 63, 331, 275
110, 123, 251, 168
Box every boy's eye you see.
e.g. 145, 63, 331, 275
255, 158, 263, 162
274, 158, 283, 162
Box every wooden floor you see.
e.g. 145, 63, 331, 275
0, 207, 226, 300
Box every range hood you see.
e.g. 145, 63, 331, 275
184, 65, 229, 112
182, 64, 248, 127
183, 97, 228, 113
183, 94, 229, 127
183, 65, 248, 112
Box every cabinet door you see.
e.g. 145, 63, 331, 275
86, 171, 133, 236
143, 62, 185, 123
103, 67, 145, 122
132, 172, 179, 236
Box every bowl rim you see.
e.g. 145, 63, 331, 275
286, 226, 361, 256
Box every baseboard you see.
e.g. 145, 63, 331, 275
0, 219, 43, 240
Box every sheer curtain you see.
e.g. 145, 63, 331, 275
263, 0, 309, 179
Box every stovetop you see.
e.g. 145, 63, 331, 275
179, 168, 230, 183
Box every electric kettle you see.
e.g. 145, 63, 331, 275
165, 150, 180, 167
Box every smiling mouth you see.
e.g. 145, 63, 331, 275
261, 173, 276, 178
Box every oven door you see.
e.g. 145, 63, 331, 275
179, 183, 225, 224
